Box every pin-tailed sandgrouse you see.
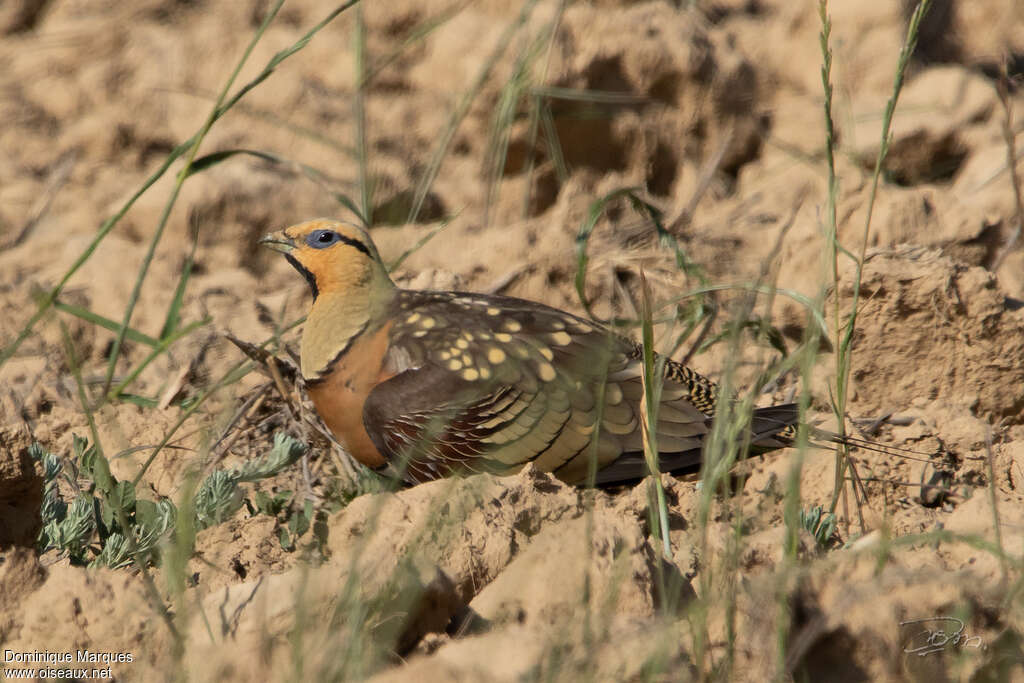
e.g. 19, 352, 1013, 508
261, 218, 803, 485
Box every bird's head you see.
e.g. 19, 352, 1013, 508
260, 219, 393, 301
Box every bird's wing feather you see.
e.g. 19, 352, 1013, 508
363, 291, 630, 482
363, 290, 775, 485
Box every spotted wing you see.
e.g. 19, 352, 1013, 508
363, 291, 616, 483
362, 290, 729, 485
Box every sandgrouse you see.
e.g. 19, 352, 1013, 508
261, 218, 802, 486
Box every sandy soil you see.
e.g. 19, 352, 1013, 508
1, 0, 1023, 680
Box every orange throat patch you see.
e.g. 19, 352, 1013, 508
306, 323, 394, 469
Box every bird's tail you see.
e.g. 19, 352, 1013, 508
748, 402, 942, 467
593, 402, 940, 486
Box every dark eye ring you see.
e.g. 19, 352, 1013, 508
307, 230, 339, 249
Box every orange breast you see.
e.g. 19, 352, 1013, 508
306, 323, 394, 468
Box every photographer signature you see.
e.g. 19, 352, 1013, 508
900, 616, 984, 656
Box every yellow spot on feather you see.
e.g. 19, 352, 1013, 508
537, 361, 557, 382
550, 331, 572, 346
406, 313, 421, 323
456, 338, 469, 349
420, 317, 436, 329
495, 333, 512, 342
448, 359, 463, 370
487, 348, 506, 364
504, 319, 522, 332
462, 368, 479, 381
487, 307, 500, 316
538, 346, 554, 361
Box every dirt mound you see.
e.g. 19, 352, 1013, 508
840, 246, 1024, 423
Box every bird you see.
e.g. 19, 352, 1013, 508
258, 218, 815, 486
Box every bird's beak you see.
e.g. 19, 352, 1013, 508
259, 230, 296, 254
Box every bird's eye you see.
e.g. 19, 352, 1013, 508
307, 230, 339, 249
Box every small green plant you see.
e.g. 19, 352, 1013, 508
245, 460, 391, 553
194, 430, 307, 528
246, 489, 318, 551
33, 431, 308, 568
799, 505, 838, 550
33, 437, 176, 569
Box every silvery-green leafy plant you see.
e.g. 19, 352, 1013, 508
799, 505, 838, 549
32, 431, 307, 567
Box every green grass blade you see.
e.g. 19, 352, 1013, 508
116, 393, 160, 409
52, 299, 159, 348
354, 4, 372, 227
574, 187, 640, 319
187, 148, 366, 225
638, 271, 671, 561
0, 1, 360, 374
60, 321, 182, 644
101, 0, 290, 399
406, 0, 541, 224
539, 99, 570, 182
361, 3, 464, 86
574, 187, 707, 323
531, 85, 649, 105
59, 321, 104, 462
211, 1, 362, 120
829, 0, 932, 511
481, 29, 551, 226
0, 138, 193, 368
386, 217, 455, 272
110, 317, 211, 400
159, 220, 199, 341
519, 1, 566, 220
130, 315, 304, 486
168, 88, 358, 158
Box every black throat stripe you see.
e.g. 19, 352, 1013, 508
285, 254, 319, 301
303, 320, 368, 387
